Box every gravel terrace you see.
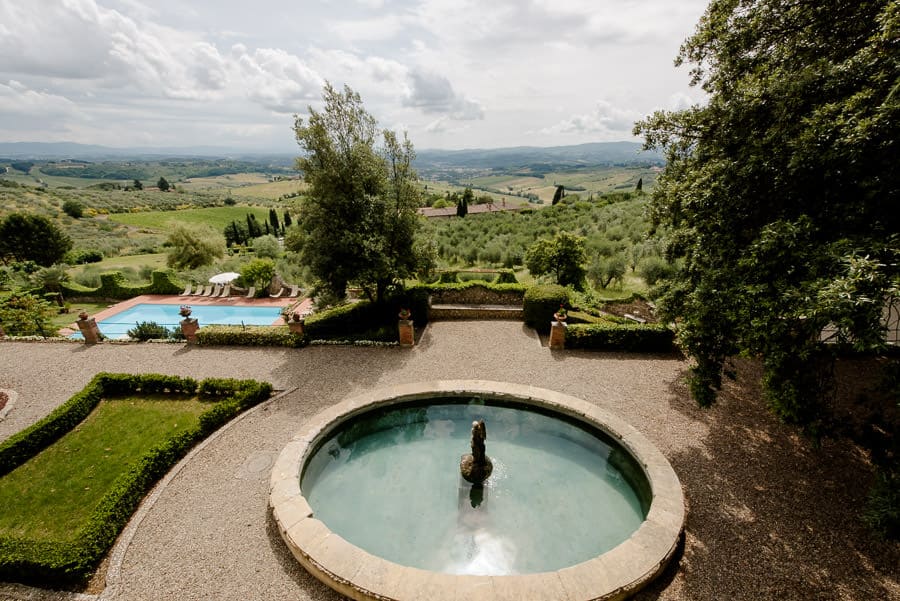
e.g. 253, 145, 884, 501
0, 321, 897, 601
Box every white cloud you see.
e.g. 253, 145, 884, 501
541, 101, 641, 137
402, 69, 484, 120
235, 47, 323, 113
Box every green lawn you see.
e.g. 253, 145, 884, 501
106, 206, 272, 231
67, 252, 168, 275
49, 302, 111, 331
0, 396, 210, 541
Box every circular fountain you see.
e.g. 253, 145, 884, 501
270, 381, 684, 600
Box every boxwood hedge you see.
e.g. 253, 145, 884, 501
0, 372, 272, 586
565, 322, 674, 353
523, 284, 569, 334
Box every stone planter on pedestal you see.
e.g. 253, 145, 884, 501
288, 319, 305, 335
180, 318, 200, 344
549, 318, 567, 350
76, 313, 102, 344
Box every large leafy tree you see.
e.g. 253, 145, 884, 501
635, 0, 899, 428
165, 223, 225, 270
294, 83, 424, 302
0, 213, 72, 267
525, 231, 588, 289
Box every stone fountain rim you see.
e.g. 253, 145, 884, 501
269, 380, 685, 601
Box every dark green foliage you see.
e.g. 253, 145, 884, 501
438, 271, 459, 284
635, 0, 900, 420
132, 179, 143, 191
0, 213, 73, 267
551, 185, 565, 205
224, 220, 249, 247
268, 208, 280, 232
457, 188, 470, 217
61, 200, 83, 219
565, 322, 674, 352
0, 373, 270, 585
65, 249, 103, 264
223, 196, 235, 205
246, 213, 262, 238
495, 270, 518, 284
864, 467, 900, 539
283, 210, 292, 228
523, 284, 569, 334
156, 177, 170, 191
635, 178, 642, 192
126, 321, 171, 341
9, 162, 32, 173
196, 325, 307, 347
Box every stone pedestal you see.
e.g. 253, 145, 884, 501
549, 320, 567, 350
398, 319, 415, 346
76, 317, 102, 344
180, 317, 199, 344
288, 320, 305, 335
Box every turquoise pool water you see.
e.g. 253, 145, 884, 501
71, 303, 283, 339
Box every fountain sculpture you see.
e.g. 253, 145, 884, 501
459, 419, 493, 484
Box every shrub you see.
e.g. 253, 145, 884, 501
61, 200, 84, 219
523, 284, 569, 334
565, 322, 674, 352
60, 269, 183, 299
126, 321, 171, 341
196, 325, 306, 347
638, 256, 677, 286
251, 235, 281, 259
240, 258, 276, 294
0, 292, 56, 336
495, 269, 518, 284
65, 249, 104, 265
438, 271, 459, 283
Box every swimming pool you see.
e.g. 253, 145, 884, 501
71, 303, 284, 340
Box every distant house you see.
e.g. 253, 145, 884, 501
417, 204, 521, 219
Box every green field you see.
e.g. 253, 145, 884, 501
107, 206, 272, 231
0, 397, 209, 540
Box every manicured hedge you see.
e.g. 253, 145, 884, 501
195, 325, 306, 347
523, 284, 569, 334
565, 322, 674, 353
412, 281, 527, 306
0, 373, 272, 586
60, 270, 183, 300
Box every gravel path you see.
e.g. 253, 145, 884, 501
0, 322, 897, 601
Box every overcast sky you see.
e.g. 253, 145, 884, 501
0, 0, 709, 152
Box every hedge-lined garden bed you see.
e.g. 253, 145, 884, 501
0, 373, 272, 586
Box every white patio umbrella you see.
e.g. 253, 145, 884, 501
209, 271, 240, 284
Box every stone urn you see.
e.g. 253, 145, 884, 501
180, 317, 200, 343
288, 313, 305, 334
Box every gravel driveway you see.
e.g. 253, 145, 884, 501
0, 321, 897, 600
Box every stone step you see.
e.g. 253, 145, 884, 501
429, 304, 524, 321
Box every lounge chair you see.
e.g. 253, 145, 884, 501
192, 285, 205, 296
202, 285, 214, 297
270, 287, 284, 298
245, 286, 256, 298
181, 284, 192, 296
220, 284, 231, 297
210, 284, 223, 297
287, 285, 300, 298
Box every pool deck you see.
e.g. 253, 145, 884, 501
0, 322, 898, 601
60, 294, 311, 335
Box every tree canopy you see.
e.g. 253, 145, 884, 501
0, 213, 73, 267
525, 231, 587, 289
635, 0, 899, 427
293, 83, 425, 302
164, 223, 224, 270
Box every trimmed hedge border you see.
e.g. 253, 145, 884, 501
411, 281, 527, 306
0, 373, 272, 586
60, 270, 183, 300
196, 325, 307, 347
565, 322, 675, 353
